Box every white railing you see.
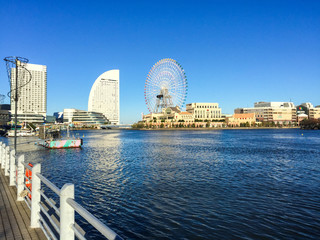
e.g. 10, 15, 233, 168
0, 141, 123, 240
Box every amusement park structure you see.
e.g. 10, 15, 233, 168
144, 58, 188, 113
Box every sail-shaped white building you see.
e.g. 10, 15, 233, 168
88, 69, 119, 125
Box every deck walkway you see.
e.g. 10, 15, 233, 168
0, 168, 46, 240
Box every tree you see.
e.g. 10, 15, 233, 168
132, 122, 145, 129
160, 123, 164, 128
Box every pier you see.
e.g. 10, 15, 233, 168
0, 141, 123, 240
0, 161, 45, 239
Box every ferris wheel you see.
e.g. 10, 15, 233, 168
144, 58, 188, 113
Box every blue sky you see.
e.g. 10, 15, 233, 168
0, 0, 319, 124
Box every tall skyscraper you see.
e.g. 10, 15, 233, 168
88, 69, 120, 125
10, 63, 47, 123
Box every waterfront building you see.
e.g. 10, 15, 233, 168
143, 106, 197, 127
0, 104, 11, 126
175, 111, 193, 122
297, 103, 320, 120
15, 113, 45, 124
226, 113, 256, 127
143, 106, 181, 122
309, 107, 320, 120
63, 109, 109, 125
10, 63, 47, 124
45, 116, 56, 123
297, 114, 308, 124
53, 112, 64, 123
186, 103, 222, 120
88, 69, 119, 125
236, 102, 296, 124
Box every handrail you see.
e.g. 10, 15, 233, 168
22, 162, 32, 171
40, 189, 61, 215
71, 224, 86, 240
39, 219, 53, 240
0, 141, 123, 240
39, 203, 60, 234
66, 198, 123, 240
39, 214, 59, 240
36, 173, 61, 195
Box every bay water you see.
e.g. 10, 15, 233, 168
2, 129, 320, 239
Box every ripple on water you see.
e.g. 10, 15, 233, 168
4, 129, 320, 239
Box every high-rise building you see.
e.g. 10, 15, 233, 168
88, 69, 119, 125
10, 63, 47, 123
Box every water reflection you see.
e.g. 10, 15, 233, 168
1, 129, 320, 239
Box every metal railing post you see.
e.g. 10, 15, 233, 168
1, 143, 5, 170
5, 146, 10, 176
0, 142, 3, 167
30, 164, 41, 228
1, 143, 5, 169
60, 183, 75, 240
9, 149, 16, 186
17, 155, 25, 201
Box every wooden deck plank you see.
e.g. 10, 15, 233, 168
0, 167, 46, 240
0, 172, 24, 240
7, 188, 32, 240
0, 175, 15, 240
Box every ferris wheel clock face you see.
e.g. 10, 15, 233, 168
144, 58, 188, 113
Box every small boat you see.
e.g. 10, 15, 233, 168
37, 125, 83, 149
38, 139, 83, 149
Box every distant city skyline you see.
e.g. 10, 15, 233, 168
0, 0, 319, 124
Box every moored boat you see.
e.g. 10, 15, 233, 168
37, 125, 83, 149
38, 139, 83, 149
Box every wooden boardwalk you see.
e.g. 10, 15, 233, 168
0, 169, 46, 240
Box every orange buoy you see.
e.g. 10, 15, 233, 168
25, 163, 33, 199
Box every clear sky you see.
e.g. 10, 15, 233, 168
0, 0, 319, 124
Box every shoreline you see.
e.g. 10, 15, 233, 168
135, 127, 301, 131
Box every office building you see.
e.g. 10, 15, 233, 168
0, 104, 11, 126
226, 113, 256, 126
10, 63, 47, 123
297, 103, 320, 120
63, 109, 108, 125
186, 102, 222, 120
235, 102, 296, 124
88, 69, 119, 125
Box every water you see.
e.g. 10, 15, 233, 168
2, 129, 320, 239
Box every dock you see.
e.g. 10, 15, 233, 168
0, 166, 45, 239
0, 141, 123, 240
